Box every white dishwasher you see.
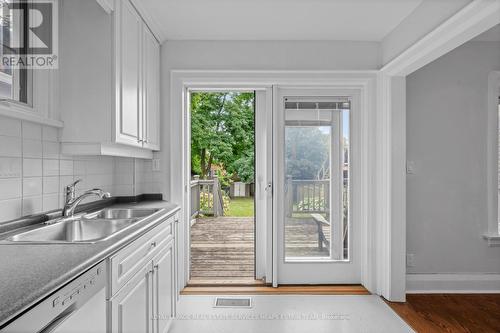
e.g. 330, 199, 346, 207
2, 261, 107, 333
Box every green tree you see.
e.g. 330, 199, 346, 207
190, 92, 255, 183
285, 127, 330, 180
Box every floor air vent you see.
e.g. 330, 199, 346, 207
214, 297, 252, 308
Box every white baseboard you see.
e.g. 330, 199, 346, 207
406, 273, 500, 293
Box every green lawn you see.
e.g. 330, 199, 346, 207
226, 197, 254, 217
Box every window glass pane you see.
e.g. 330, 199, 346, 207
284, 99, 350, 261
0, 0, 33, 105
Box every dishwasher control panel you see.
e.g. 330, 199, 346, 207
1, 261, 107, 333
51, 264, 105, 309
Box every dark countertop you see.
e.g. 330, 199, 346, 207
0, 200, 180, 327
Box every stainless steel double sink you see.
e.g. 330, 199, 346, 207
4, 208, 160, 244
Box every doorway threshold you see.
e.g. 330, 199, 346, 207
187, 278, 266, 287
181, 284, 369, 295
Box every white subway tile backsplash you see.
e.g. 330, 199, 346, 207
22, 122, 42, 140
0, 198, 22, 221
73, 160, 86, 175
59, 159, 74, 176
22, 196, 43, 215
0, 157, 22, 178
43, 176, 59, 194
42, 126, 58, 142
43, 159, 59, 176
115, 157, 134, 173
23, 158, 43, 177
114, 173, 134, 185
0, 178, 21, 200
42, 141, 60, 159
60, 176, 75, 195
0, 136, 22, 157
42, 194, 59, 211
0, 119, 159, 222
113, 184, 134, 196
22, 139, 43, 158
23, 177, 43, 197
0, 116, 21, 137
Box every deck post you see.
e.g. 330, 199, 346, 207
285, 176, 293, 218
212, 176, 222, 217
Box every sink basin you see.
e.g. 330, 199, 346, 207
7, 218, 139, 243
84, 208, 159, 220
4, 208, 160, 244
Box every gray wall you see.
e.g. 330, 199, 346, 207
406, 40, 500, 274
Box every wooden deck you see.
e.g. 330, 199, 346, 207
190, 216, 334, 281
190, 217, 255, 281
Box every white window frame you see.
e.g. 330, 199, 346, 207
485, 71, 500, 246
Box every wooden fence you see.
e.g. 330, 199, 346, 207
190, 176, 224, 219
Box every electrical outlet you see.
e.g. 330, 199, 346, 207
152, 159, 161, 171
406, 253, 415, 267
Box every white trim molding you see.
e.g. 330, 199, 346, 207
407, 273, 500, 293
483, 234, 500, 247
169, 70, 384, 296
381, 0, 500, 76
0, 101, 63, 128
94, 0, 113, 14
378, 0, 500, 299
486, 71, 500, 246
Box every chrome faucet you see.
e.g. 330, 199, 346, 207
63, 179, 111, 217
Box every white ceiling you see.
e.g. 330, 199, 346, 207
472, 24, 500, 42
140, 0, 423, 42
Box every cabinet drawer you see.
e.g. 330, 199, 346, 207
108, 217, 174, 297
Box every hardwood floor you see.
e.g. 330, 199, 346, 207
386, 294, 500, 333
181, 284, 369, 295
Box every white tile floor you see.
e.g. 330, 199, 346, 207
170, 295, 414, 333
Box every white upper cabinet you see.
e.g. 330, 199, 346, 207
143, 27, 161, 151
60, 0, 161, 159
115, 0, 143, 147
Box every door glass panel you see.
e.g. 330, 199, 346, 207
284, 97, 350, 261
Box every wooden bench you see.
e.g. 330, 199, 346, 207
311, 213, 330, 250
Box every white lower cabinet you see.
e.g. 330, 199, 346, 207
107, 218, 176, 333
152, 243, 175, 333
109, 263, 153, 333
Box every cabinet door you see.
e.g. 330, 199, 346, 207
109, 263, 153, 333
143, 27, 160, 150
116, 0, 143, 147
152, 241, 174, 333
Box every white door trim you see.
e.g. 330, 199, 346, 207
170, 71, 378, 294
167, 0, 500, 304
376, 0, 500, 301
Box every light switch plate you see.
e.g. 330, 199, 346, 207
406, 253, 415, 267
406, 161, 416, 174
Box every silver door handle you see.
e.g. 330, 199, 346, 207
265, 182, 272, 192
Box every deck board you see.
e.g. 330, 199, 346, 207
190, 216, 338, 281
190, 217, 255, 280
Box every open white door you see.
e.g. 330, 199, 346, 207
274, 87, 360, 284
255, 88, 274, 283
